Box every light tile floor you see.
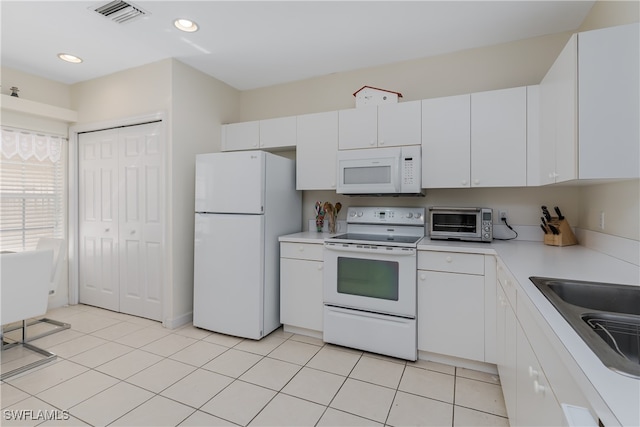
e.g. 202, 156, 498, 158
1, 304, 510, 426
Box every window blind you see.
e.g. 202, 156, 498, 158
0, 128, 66, 252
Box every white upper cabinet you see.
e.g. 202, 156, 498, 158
338, 106, 378, 149
422, 87, 527, 188
338, 101, 421, 150
539, 34, 578, 185
421, 94, 471, 188
296, 111, 339, 190
471, 86, 527, 187
259, 116, 297, 150
222, 120, 260, 151
222, 116, 297, 152
377, 100, 422, 147
539, 23, 639, 183
578, 23, 639, 179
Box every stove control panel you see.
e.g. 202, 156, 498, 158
346, 207, 426, 225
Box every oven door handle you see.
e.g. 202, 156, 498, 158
324, 243, 415, 256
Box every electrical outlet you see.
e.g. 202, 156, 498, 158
599, 211, 605, 230
499, 210, 508, 220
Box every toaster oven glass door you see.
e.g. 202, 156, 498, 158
431, 212, 478, 233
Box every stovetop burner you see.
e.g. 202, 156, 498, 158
327, 207, 426, 248
329, 233, 423, 245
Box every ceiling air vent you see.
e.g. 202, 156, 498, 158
93, 0, 148, 24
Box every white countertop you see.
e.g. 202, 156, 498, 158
279, 231, 335, 243
280, 232, 640, 425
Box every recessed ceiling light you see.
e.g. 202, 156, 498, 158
174, 18, 198, 32
58, 53, 83, 64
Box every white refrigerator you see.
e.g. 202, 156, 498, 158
193, 151, 301, 339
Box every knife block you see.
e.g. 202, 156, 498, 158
544, 218, 578, 247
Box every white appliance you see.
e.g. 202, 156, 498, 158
193, 151, 301, 340
323, 206, 426, 360
336, 146, 422, 196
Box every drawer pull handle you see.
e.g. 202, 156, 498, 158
528, 366, 539, 378
533, 380, 546, 395
298, 246, 304, 252
317, 265, 323, 271
419, 273, 426, 281
445, 256, 452, 263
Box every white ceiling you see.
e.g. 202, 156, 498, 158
1, 1, 595, 91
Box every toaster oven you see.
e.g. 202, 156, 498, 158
429, 207, 493, 242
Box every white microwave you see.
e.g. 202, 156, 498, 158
336, 146, 422, 195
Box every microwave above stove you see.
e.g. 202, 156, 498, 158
336, 146, 422, 196
429, 207, 493, 242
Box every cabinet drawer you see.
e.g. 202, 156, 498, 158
418, 251, 484, 275
281, 242, 324, 261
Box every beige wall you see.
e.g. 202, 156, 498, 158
70, 59, 172, 124
169, 59, 240, 322
239, 32, 572, 121
1, 66, 72, 108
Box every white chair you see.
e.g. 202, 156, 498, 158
31, 238, 71, 336
2, 238, 71, 341
1, 249, 57, 380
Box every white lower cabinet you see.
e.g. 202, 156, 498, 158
280, 242, 324, 333
516, 321, 563, 426
417, 251, 492, 362
496, 261, 583, 427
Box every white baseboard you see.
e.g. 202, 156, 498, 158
163, 311, 193, 330
418, 350, 498, 375
575, 228, 640, 266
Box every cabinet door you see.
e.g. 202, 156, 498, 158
222, 121, 260, 151
259, 116, 297, 149
378, 100, 421, 147
280, 258, 324, 332
296, 111, 338, 190
578, 23, 639, 179
516, 322, 563, 426
471, 87, 527, 187
553, 35, 578, 184
503, 300, 518, 423
421, 95, 471, 188
338, 106, 377, 150
539, 35, 577, 184
417, 270, 484, 361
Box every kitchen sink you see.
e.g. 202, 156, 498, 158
530, 276, 640, 379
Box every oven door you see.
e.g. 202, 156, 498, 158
323, 242, 416, 317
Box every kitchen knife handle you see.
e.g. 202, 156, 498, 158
554, 206, 564, 220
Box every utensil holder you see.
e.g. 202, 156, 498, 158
544, 218, 578, 247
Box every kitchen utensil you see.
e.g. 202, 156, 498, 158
554, 206, 565, 220
540, 224, 548, 234
315, 201, 325, 232
548, 224, 559, 235
541, 206, 552, 222
541, 217, 547, 227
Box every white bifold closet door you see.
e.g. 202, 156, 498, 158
78, 122, 164, 321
